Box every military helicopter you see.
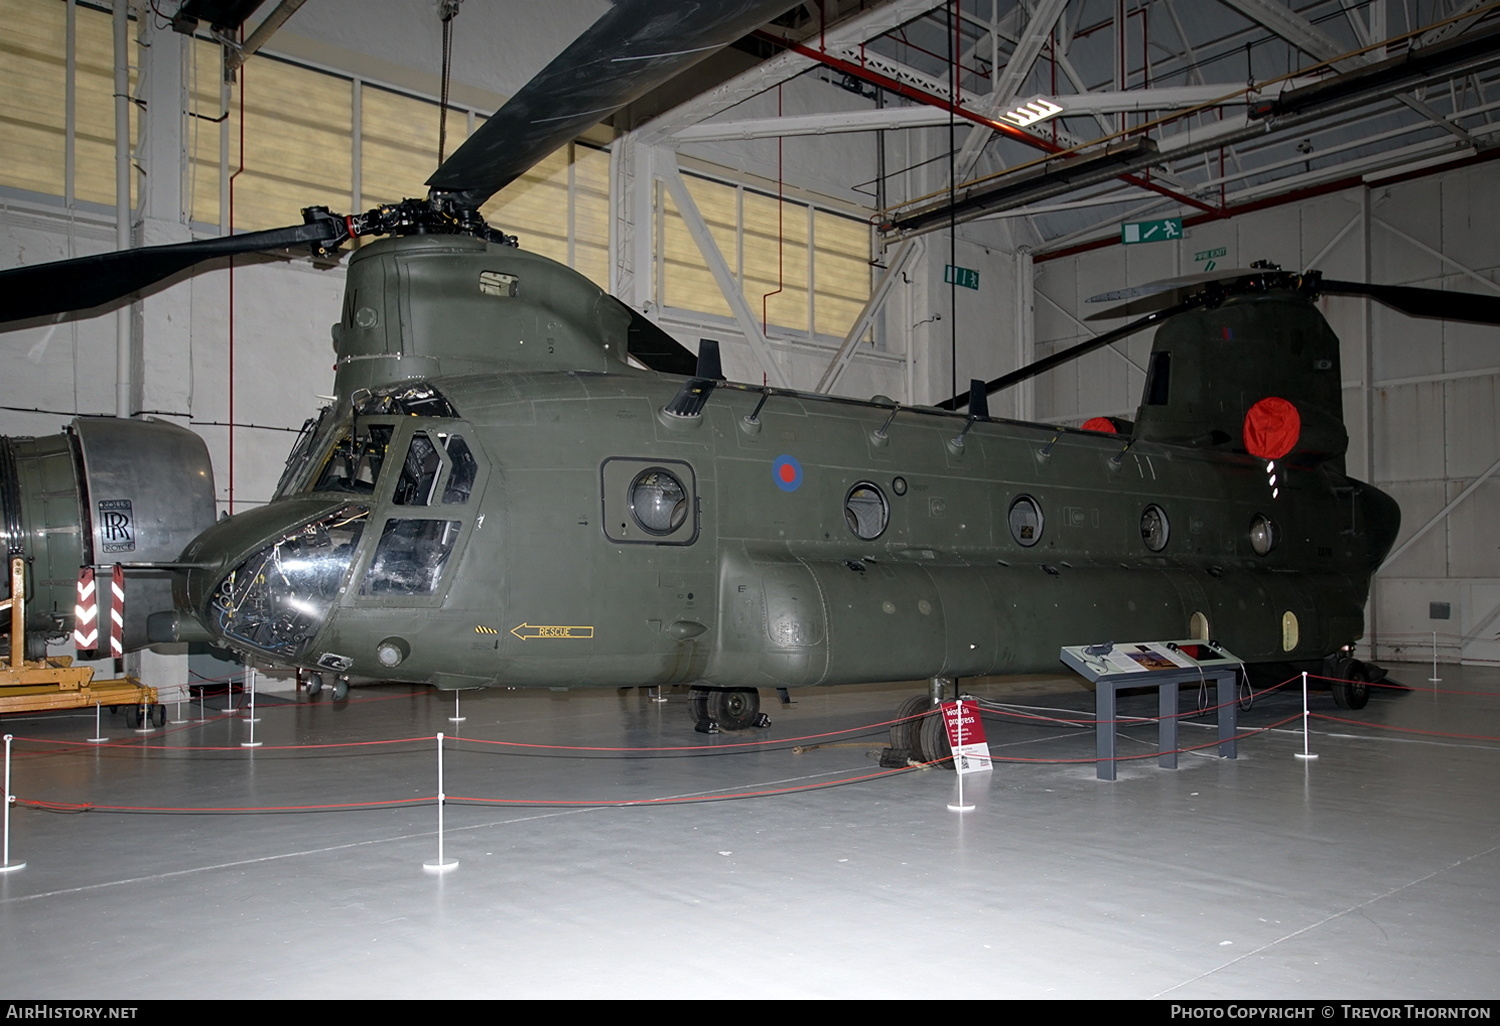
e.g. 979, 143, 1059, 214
4, 0, 1500, 756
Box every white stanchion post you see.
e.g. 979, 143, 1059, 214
243, 666, 260, 724
449, 691, 465, 724
424, 732, 458, 873
87, 702, 107, 743
1295, 671, 1318, 761
241, 665, 263, 748
947, 699, 974, 812
1429, 631, 1442, 684
2, 735, 25, 871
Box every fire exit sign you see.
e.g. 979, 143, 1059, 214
944, 265, 980, 290
1121, 218, 1182, 244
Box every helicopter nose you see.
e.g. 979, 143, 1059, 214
172, 500, 372, 661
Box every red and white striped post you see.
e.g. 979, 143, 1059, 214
108, 565, 125, 660
73, 567, 98, 652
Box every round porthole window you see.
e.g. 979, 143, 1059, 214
1249, 513, 1276, 556
844, 482, 889, 540
629, 468, 688, 536
1008, 495, 1043, 547
1140, 504, 1170, 552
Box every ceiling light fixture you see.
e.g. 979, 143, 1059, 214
1001, 96, 1065, 128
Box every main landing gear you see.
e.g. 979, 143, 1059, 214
885, 677, 956, 769
689, 686, 771, 733
1327, 654, 1384, 710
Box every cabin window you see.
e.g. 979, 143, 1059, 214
361, 519, 462, 596
1140, 504, 1170, 552
629, 469, 689, 536
1008, 496, 1044, 547
844, 483, 889, 540
1249, 514, 1277, 556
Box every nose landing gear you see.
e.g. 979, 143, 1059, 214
689, 686, 770, 733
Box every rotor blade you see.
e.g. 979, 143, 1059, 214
1086, 268, 1256, 306
936, 302, 1193, 411
0, 220, 342, 325
621, 301, 699, 375
1319, 279, 1500, 326
427, 0, 793, 209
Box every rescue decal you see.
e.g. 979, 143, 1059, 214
510, 622, 595, 641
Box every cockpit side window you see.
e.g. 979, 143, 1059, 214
275, 406, 330, 498
360, 518, 463, 596
393, 432, 443, 506
442, 436, 478, 504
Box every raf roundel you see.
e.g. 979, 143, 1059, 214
772, 454, 803, 492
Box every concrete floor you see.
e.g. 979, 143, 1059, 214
0, 661, 1496, 1000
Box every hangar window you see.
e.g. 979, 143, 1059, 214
629, 468, 689, 536
0, 3, 610, 286
1008, 496, 1044, 547
659, 173, 873, 342
1140, 504, 1170, 552
844, 483, 889, 540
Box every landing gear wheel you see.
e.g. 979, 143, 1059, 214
332, 677, 350, 702
706, 688, 763, 731
915, 708, 953, 769
151, 704, 166, 728
1332, 663, 1372, 710
304, 672, 324, 697
891, 695, 931, 753
689, 687, 710, 723
125, 704, 142, 729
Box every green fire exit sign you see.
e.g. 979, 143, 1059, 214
944, 265, 980, 290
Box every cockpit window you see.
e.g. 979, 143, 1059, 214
211, 504, 368, 658
275, 406, 330, 498
393, 432, 442, 506
361, 518, 463, 596
442, 436, 477, 504
353, 383, 458, 418
314, 424, 394, 494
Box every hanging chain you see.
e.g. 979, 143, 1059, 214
438, 0, 463, 164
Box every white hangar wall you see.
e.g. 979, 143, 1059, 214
1028, 162, 1500, 665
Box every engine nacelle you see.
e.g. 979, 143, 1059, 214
0, 417, 215, 653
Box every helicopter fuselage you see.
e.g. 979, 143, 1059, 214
179, 365, 1397, 692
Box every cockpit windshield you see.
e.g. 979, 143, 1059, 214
210, 504, 368, 658
314, 424, 394, 494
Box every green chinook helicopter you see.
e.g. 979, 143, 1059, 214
3, 0, 1499, 750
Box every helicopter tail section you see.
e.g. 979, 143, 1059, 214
1131, 290, 1348, 466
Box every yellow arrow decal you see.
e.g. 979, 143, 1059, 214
510, 622, 595, 641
